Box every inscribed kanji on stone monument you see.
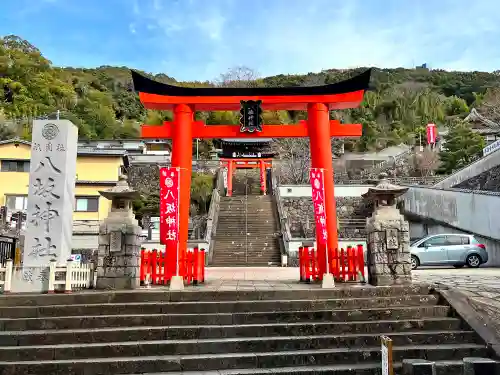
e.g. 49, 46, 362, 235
12, 120, 78, 293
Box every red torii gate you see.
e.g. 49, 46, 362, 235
132, 69, 371, 272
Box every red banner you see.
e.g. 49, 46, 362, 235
159, 167, 180, 245
310, 168, 328, 245
426, 123, 436, 144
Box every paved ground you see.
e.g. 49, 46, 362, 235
203, 266, 500, 293
413, 267, 500, 296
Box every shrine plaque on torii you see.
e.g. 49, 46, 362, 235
132, 69, 372, 276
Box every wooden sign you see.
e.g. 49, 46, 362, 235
239, 100, 263, 133
381, 336, 393, 375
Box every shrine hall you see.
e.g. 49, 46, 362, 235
216, 138, 275, 196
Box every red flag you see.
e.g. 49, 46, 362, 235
426, 123, 436, 144
159, 167, 180, 245
310, 168, 328, 245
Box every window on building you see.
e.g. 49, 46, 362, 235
75, 197, 99, 212
5, 195, 28, 211
1, 160, 30, 172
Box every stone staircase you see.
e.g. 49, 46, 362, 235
211, 195, 281, 266
0, 285, 491, 374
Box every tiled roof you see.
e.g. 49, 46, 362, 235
0, 139, 127, 156
221, 138, 273, 143
464, 108, 500, 129
76, 180, 118, 186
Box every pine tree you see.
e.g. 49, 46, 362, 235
438, 122, 484, 174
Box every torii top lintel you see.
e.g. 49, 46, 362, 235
131, 69, 372, 111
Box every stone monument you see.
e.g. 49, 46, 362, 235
12, 120, 78, 293
362, 173, 411, 286
96, 175, 142, 289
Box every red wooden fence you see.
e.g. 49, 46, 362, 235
299, 245, 365, 283
140, 247, 206, 286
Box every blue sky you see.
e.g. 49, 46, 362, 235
1, 0, 499, 81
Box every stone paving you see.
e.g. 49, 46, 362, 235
414, 267, 500, 341
201, 266, 500, 292
412, 267, 500, 295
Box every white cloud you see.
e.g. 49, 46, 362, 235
130, 0, 500, 80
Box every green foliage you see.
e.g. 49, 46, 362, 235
438, 121, 485, 174
190, 173, 215, 214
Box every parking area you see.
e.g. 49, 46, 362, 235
413, 267, 500, 294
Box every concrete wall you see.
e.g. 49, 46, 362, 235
403, 186, 500, 241
409, 221, 500, 266
279, 185, 371, 198
434, 148, 500, 189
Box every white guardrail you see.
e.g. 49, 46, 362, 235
0, 260, 94, 293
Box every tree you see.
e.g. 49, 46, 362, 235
412, 148, 441, 177
438, 122, 485, 174
216, 66, 260, 88
271, 138, 310, 184
190, 173, 214, 214
477, 87, 500, 123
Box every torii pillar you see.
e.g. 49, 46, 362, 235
170, 104, 194, 265
308, 103, 338, 253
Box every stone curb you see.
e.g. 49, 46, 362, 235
437, 286, 500, 358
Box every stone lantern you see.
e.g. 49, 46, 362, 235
98, 175, 140, 225
96, 175, 143, 290
362, 173, 411, 286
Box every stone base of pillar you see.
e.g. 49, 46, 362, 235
366, 206, 412, 286
321, 273, 335, 289
169, 275, 185, 291
96, 276, 140, 290
96, 219, 142, 290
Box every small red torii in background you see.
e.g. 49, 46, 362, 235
132, 69, 371, 276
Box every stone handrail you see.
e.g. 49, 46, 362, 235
432, 149, 497, 188
272, 175, 292, 250
334, 176, 444, 186
204, 168, 223, 264
361, 148, 413, 177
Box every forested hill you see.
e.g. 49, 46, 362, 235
1, 35, 500, 152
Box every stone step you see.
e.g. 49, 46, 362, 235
214, 231, 277, 235
9, 306, 447, 328
0, 285, 434, 306
147, 363, 463, 375
0, 317, 464, 346
217, 220, 276, 224
212, 255, 281, 260
0, 295, 442, 318
125, 361, 464, 375
211, 262, 281, 267
212, 242, 279, 247
0, 344, 486, 374
0, 331, 479, 361
3, 305, 450, 331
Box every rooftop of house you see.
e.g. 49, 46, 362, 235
0, 138, 130, 166
464, 108, 500, 130
221, 138, 273, 144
